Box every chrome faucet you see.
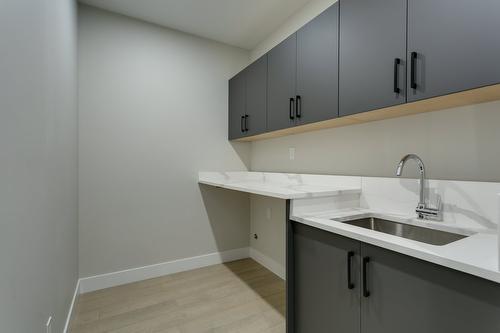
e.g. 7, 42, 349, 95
396, 154, 442, 220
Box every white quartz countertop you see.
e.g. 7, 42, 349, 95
200, 171, 500, 283
292, 208, 500, 284
198, 172, 361, 199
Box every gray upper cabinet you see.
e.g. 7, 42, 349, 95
267, 34, 297, 132
244, 55, 268, 136
296, 3, 339, 125
228, 72, 245, 140
360, 243, 500, 333
339, 0, 407, 116
230, 0, 500, 140
293, 223, 360, 333
228, 55, 267, 139
407, 0, 500, 102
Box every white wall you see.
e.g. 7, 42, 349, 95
0, 0, 78, 332
78, 5, 252, 278
250, 195, 286, 277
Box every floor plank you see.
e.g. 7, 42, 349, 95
70, 259, 285, 333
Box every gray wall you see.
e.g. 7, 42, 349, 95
251, 101, 500, 182
78, 5, 251, 278
0, 0, 79, 332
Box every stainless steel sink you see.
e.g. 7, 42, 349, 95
333, 215, 468, 246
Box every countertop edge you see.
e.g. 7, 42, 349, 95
198, 180, 361, 200
291, 215, 500, 285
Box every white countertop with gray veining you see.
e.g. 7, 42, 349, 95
198, 171, 361, 199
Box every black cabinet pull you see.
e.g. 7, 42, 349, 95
347, 251, 355, 290
393, 58, 401, 94
362, 257, 370, 297
244, 114, 249, 132
411, 52, 418, 89
295, 95, 302, 118
240, 116, 245, 132
289, 98, 295, 120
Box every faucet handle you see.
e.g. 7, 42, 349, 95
416, 194, 443, 221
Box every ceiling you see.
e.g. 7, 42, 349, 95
79, 0, 313, 50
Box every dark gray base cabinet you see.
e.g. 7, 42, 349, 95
288, 221, 500, 333
292, 223, 360, 333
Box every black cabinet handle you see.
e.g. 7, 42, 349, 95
347, 251, 355, 290
240, 116, 245, 132
289, 98, 295, 120
362, 257, 370, 297
295, 95, 301, 118
393, 58, 401, 94
411, 52, 418, 89
244, 114, 249, 132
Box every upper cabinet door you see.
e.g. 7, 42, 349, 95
407, 0, 500, 102
244, 55, 267, 136
267, 34, 297, 131
228, 72, 245, 140
296, 3, 339, 125
339, 0, 407, 117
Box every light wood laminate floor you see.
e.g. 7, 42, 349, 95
70, 259, 285, 333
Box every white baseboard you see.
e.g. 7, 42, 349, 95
79, 247, 250, 293
249, 248, 286, 280
63, 279, 80, 333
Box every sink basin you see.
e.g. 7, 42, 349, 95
333, 215, 468, 246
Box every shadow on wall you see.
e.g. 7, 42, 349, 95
199, 184, 251, 253
229, 141, 252, 170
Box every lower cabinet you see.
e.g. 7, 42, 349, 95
292, 223, 360, 333
289, 221, 500, 333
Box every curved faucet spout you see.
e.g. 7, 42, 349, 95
396, 154, 427, 218
396, 154, 426, 178
395, 154, 441, 220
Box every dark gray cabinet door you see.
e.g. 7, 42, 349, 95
407, 0, 500, 102
360, 243, 500, 333
244, 55, 267, 136
267, 34, 297, 131
339, 0, 407, 117
296, 3, 339, 125
293, 222, 361, 333
228, 72, 245, 140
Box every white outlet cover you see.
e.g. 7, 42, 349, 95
289, 147, 295, 160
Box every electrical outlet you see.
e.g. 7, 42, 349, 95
46, 316, 52, 333
289, 147, 295, 160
